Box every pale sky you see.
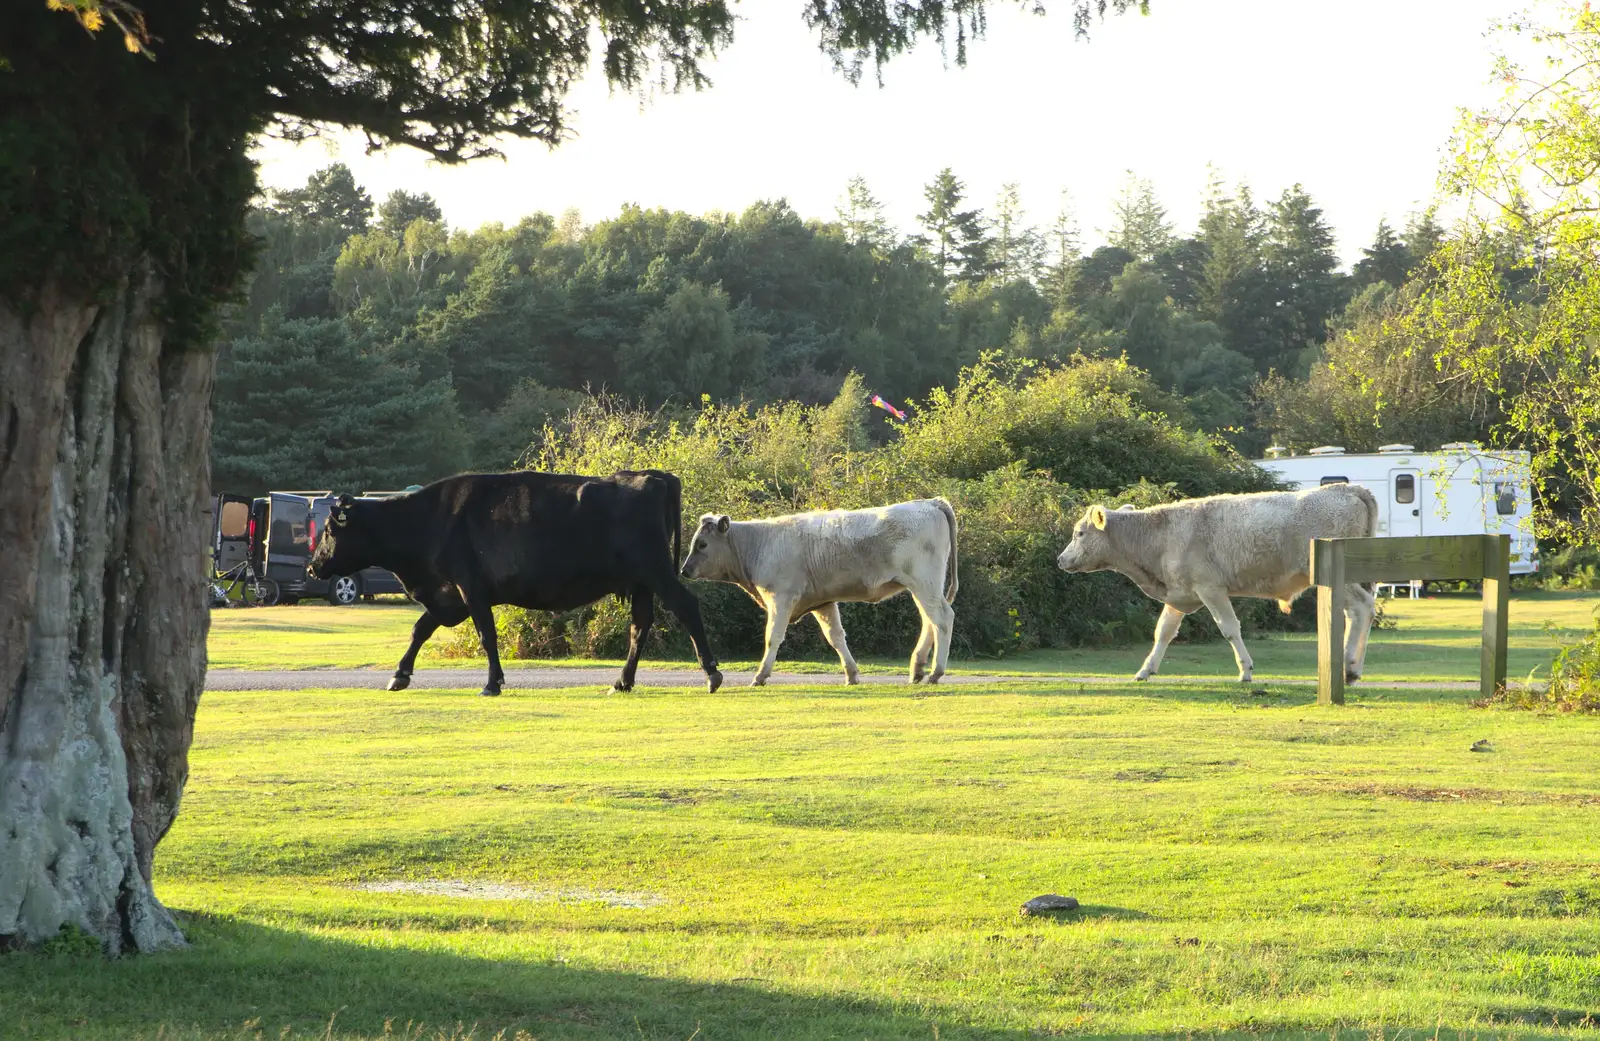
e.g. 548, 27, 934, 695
252, 0, 1518, 267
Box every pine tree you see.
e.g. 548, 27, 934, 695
1403, 209, 1445, 273
836, 175, 893, 249
1352, 218, 1414, 288
988, 183, 1047, 284
1038, 189, 1083, 305
270, 163, 374, 239
1264, 184, 1347, 373
1196, 177, 1276, 373
378, 189, 444, 236
211, 311, 469, 494
916, 167, 990, 283
1107, 171, 1174, 260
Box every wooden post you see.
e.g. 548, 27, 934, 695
1312, 538, 1346, 706
1480, 534, 1510, 700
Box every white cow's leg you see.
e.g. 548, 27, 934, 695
752, 594, 796, 687
812, 602, 860, 685
909, 619, 934, 683
1197, 588, 1253, 682
1344, 582, 1377, 682
1136, 603, 1186, 681
909, 584, 955, 684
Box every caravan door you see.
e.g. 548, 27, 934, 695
1388, 468, 1422, 537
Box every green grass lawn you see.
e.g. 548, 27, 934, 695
207, 591, 1600, 684
6, 679, 1600, 1039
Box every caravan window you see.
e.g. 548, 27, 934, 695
1394, 474, 1415, 504
1494, 481, 1517, 515
1319, 476, 1348, 486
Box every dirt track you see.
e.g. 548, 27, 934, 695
203, 667, 1482, 692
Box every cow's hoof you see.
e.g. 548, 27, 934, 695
479, 686, 501, 698
613, 679, 634, 693
926, 673, 944, 686
387, 673, 411, 692
1133, 672, 1151, 682
845, 673, 860, 686
1345, 669, 1360, 684
706, 669, 724, 694
749, 675, 768, 688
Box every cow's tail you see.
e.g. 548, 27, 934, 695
664, 472, 683, 567
1353, 483, 1380, 538
933, 497, 959, 604
1353, 482, 1379, 596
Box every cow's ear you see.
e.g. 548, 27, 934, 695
337, 493, 356, 509
716, 514, 730, 534
1089, 505, 1108, 530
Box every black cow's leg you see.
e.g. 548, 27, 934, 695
653, 578, 723, 694
615, 585, 654, 692
469, 598, 504, 697
390, 612, 442, 691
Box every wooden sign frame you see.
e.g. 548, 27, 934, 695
1309, 534, 1510, 705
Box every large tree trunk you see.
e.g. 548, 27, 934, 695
0, 270, 213, 953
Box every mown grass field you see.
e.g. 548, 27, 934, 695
7, 669, 1600, 1039
206, 590, 1600, 684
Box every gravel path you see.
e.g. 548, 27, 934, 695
204, 667, 1484, 692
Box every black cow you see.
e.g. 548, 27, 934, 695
308, 469, 723, 696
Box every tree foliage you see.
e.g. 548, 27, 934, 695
1411, 3, 1600, 544
216, 158, 1383, 488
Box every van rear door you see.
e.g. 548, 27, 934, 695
213, 494, 253, 573
263, 493, 313, 584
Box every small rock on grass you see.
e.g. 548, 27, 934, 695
1020, 894, 1078, 915
1470, 739, 1493, 753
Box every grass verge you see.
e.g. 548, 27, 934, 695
6, 680, 1600, 1038
206, 591, 1600, 684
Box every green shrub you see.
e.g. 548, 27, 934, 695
435, 604, 582, 659
1535, 544, 1600, 591
457, 357, 1296, 662
1483, 612, 1600, 713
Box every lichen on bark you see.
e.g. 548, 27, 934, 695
0, 274, 206, 952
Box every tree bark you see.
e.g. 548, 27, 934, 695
0, 270, 212, 953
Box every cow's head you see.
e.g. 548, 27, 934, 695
309, 494, 371, 578
1056, 504, 1116, 573
680, 513, 738, 582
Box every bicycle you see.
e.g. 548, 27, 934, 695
210, 558, 280, 607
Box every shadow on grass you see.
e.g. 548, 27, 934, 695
3, 912, 1034, 1041
6, 911, 1586, 1041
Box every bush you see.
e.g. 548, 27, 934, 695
1535, 544, 1600, 591
1482, 612, 1600, 713
459, 357, 1294, 662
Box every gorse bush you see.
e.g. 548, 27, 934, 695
443, 357, 1303, 662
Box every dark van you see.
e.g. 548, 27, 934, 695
252, 490, 410, 605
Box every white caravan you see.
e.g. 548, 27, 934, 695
1250, 442, 1539, 578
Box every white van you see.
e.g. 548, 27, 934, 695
1250, 442, 1539, 577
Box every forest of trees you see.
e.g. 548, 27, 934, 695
212, 165, 1465, 495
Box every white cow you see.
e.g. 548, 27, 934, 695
1055, 484, 1378, 683
680, 499, 959, 685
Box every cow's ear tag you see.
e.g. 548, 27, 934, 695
716, 515, 730, 534
1089, 505, 1108, 530
336, 510, 348, 525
